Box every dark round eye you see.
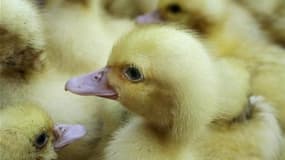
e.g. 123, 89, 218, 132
167, 3, 182, 14
124, 66, 143, 82
34, 132, 49, 149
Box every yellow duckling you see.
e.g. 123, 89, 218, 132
137, 0, 269, 45
0, 102, 86, 160
66, 26, 283, 160
137, 0, 285, 133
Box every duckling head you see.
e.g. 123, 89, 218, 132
137, 0, 228, 34
66, 25, 220, 129
0, 103, 86, 160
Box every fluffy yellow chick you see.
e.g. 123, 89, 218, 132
236, 0, 285, 46
0, 102, 87, 160
66, 26, 283, 160
137, 0, 285, 133
0, 1, 128, 160
41, 0, 134, 74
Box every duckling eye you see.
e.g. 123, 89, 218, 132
34, 132, 49, 149
124, 66, 143, 82
167, 3, 182, 14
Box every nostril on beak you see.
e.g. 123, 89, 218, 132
94, 75, 99, 80
93, 71, 104, 81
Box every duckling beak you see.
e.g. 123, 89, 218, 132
65, 67, 118, 100
136, 10, 163, 24
53, 124, 86, 150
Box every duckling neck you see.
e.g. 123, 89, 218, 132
143, 98, 212, 144
170, 100, 209, 143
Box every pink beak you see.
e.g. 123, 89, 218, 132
65, 67, 118, 100
53, 124, 86, 150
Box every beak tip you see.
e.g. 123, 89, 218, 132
64, 81, 69, 92
64, 79, 76, 92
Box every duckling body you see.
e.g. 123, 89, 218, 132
106, 102, 281, 160
66, 26, 283, 160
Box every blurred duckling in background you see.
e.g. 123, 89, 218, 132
104, 0, 158, 18
137, 0, 270, 45
0, 0, 46, 106
0, 0, 45, 79
66, 26, 283, 160
0, 0, 128, 160
41, 0, 135, 74
137, 0, 285, 133
0, 102, 86, 160
236, 0, 285, 47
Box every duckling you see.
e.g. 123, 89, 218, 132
0, 1, 128, 160
236, 0, 285, 47
41, 0, 134, 74
137, 0, 269, 45
0, 0, 45, 78
66, 26, 283, 160
0, 102, 86, 160
137, 0, 285, 133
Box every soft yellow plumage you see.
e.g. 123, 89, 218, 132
41, 0, 134, 74
0, 103, 57, 160
153, 0, 274, 55
0, 1, 128, 160
65, 25, 283, 160
138, 0, 285, 133
237, 0, 285, 46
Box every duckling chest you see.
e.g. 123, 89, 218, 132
105, 121, 196, 160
